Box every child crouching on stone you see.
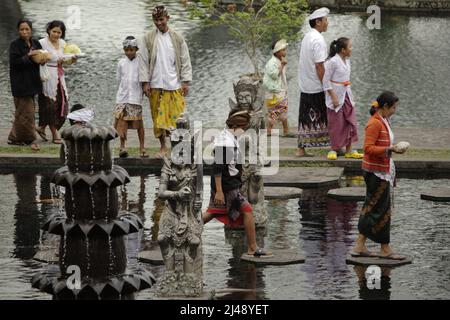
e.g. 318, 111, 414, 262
113, 36, 148, 158
202, 109, 272, 258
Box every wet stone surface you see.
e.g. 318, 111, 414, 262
33, 248, 59, 263
328, 187, 366, 202
138, 247, 164, 265
420, 188, 450, 202
346, 256, 413, 267
240, 249, 305, 266
264, 167, 344, 189
265, 187, 303, 200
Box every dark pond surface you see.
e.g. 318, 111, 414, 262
0, 171, 449, 300
1, 0, 450, 129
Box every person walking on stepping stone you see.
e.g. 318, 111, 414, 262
352, 91, 406, 260
202, 110, 272, 258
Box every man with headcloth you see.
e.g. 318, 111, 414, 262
202, 110, 272, 258
138, 5, 192, 158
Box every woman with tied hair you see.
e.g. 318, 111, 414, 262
7, 19, 45, 151
352, 91, 406, 260
37, 20, 76, 144
202, 110, 272, 258
323, 37, 362, 160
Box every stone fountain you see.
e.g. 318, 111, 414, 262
32, 124, 155, 299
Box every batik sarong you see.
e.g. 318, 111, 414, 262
265, 93, 288, 122
149, 89, 185, 138
358, 172, 391, 244
298, 91, 330, 148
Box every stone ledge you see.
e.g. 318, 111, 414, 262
420, 187, 450, 202
138, 247, 164, 265
265, 187, 303, 199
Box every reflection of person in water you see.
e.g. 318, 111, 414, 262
354, 265, 392, 300
217, 230, 266, 300
299, 190, 359, 296
13, 173, 41, 260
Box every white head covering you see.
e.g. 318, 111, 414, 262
122, 38, 138, 48
309, 7, 330, 21
67, 108, 95, 123
272, 39, 288, 54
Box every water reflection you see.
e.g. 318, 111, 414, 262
298, 189, 360, 299
13, 173, 40, 260
221, 227, 267, 300
0, 172, 449, 299
353, 266, 392, 300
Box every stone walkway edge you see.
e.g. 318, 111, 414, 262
1, 155, 449, 175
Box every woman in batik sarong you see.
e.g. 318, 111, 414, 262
37, 20, 75, 144
352, 91, 406, 260
323, 37, 363, 160
7, 20, 45, 151
263, 39, 294, 137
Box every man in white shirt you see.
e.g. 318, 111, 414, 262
138, 5, 192, 158
296, 7, 331, 157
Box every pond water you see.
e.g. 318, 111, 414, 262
0, 171, 449, 300
1, 0, 450, 129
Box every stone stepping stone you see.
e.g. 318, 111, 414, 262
265, 187, 303, 200
327, 187, 366, 202
240, 249, 305, 266
346, 255, 412, 267
138, 247, 164, 265
33, 248, 59, 263
420, 188, 450, 202
264, 167, 343, 189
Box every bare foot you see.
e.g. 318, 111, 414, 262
295, 149, 313, 157
156, 148, 167, 159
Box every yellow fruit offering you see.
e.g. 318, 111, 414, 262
31, 49, 52, 64
64, 43, 82, 55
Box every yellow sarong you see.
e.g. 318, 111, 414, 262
149, 89, 185, 138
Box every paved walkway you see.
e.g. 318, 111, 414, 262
1, 126, 449, 151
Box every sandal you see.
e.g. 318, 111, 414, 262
119, 149, 128, 158
351, 250, 378, 258
30, 143, 40, 151
52, 139, 62, 145
247, 248, 273, 258
140, 151, 149, 158
7, 140, 24, 146
379, 253, 406, 260
36, 127, 47, 141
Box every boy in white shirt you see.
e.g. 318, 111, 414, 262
114, 36, 148, 158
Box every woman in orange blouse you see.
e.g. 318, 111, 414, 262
351, 91, 406, 260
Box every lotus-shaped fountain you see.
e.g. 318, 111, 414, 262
32, 124, 155, 299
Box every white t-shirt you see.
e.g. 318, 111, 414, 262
150, 30, 181, 91
116, 57, 143, 105
298, 29, 327, 94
